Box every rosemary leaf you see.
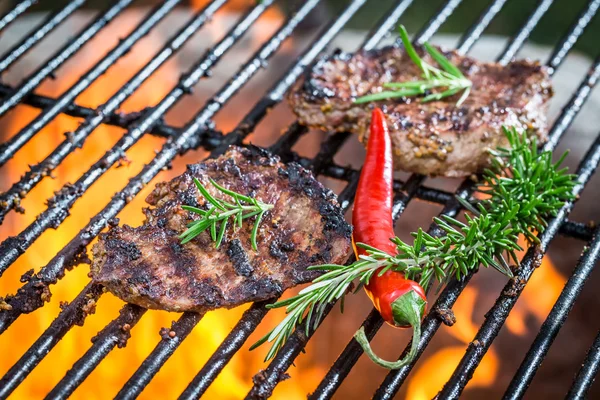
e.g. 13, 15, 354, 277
179, 179, 274, 249
252, 126, 576, 361
354, 24, 472, 105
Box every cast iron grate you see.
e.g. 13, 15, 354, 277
0, 0, 598, 398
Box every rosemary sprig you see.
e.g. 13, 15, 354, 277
252, 126, 576, 360
179, 178, 274, 251
354, 25, 472, 106
249, 249, 392, 360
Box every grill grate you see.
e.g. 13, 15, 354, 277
0, 0, 598, 399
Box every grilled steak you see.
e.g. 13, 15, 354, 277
91, 147, 351, 312
289, 46, 552, 177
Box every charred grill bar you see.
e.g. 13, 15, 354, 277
0, 0, 598, 399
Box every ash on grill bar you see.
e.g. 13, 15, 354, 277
0, 0, 599, 399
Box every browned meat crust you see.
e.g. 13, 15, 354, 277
289, 46, 553, 177
91, 147, 352, 312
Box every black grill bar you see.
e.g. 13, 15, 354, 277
504, 225, 600, 398
376, 56, 600, 400
175, 1, 421, 396
0, 0, 274, 331
0, 0, 37, 33
0, 0, 266, 278
440, 133, 600, 399
455, 0, 507, 54
0, 283, 105, 398
45, 303, 147, 400
0, 0, 598, 398
546, 57, 600, 150
178, 301, 272, 399
567, 329, 600, 398
114, 312, 205, 400
107, 1, 373, 396
376, 46, 600, 400
411, 0, 463, 46
559, 220, 595, 242
0, 83, 181, 137
0, 0, 226, 227
498, 0, 554, 64
0, 0, 133, 118
245, 0, 470, 396
0, 0, 85, 74
0, 0, 181, 170
546, 0, 600, 74
308, 0, 533, 395
1, 0, 324, 395
360, 0, 415, 51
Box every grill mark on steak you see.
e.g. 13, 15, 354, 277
227, 239, 254, 277
91, 146, 351, 313
289, 45, 553, 177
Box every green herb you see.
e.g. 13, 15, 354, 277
179, 178, 274, 250
249, 256, 389, 360
252, 127, 576, 360
354, 25, 472, 106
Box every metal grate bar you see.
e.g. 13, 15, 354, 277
114, 312, 205, 399
308, 0, 557, 395
0, 283, 105, 398
455, 0, 508, 54
545, 56, 600, 151
375, 65, 600, 400
0, 0, 133, 118
0, 83, 180, 137
174, 2, 420, 396
247, 163, 425, 400
0, 0, 85, 74
412, 0, 463, 46
566, 329, 600, 399
498, 0, 555, 64
178, 301, 272, 399
5, 0, 324, 395
376, 44, 600, 400
438, 136, 600, 398
100, 1, 374, 396
559, 220, 595, 241
245, 1, 469, 396
361, 0, 415, 51
546, 0, 600, 74
0, 0, 181, 169
45, 303, 147, 400
0, 0, 37, 33
0, 0, 227, 227
0, 0, 275, 332
292, 154, 594, 241
0, 0, 264, 278
504, 225, 600, 398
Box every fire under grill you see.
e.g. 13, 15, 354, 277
0, 0, 599, 398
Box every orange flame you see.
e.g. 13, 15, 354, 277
406, 287, 499, 399
0, 8, 314, 399
506, 239, 565, 336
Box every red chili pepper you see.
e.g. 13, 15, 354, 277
352, 108, 427, 369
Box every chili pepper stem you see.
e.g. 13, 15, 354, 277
354, 290, 425, 369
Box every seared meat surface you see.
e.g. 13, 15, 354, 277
91, 147, 351, 312
289, 46, 552, 177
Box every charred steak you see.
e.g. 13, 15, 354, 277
91, 147, 352, 313
289, 46, 552, 177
